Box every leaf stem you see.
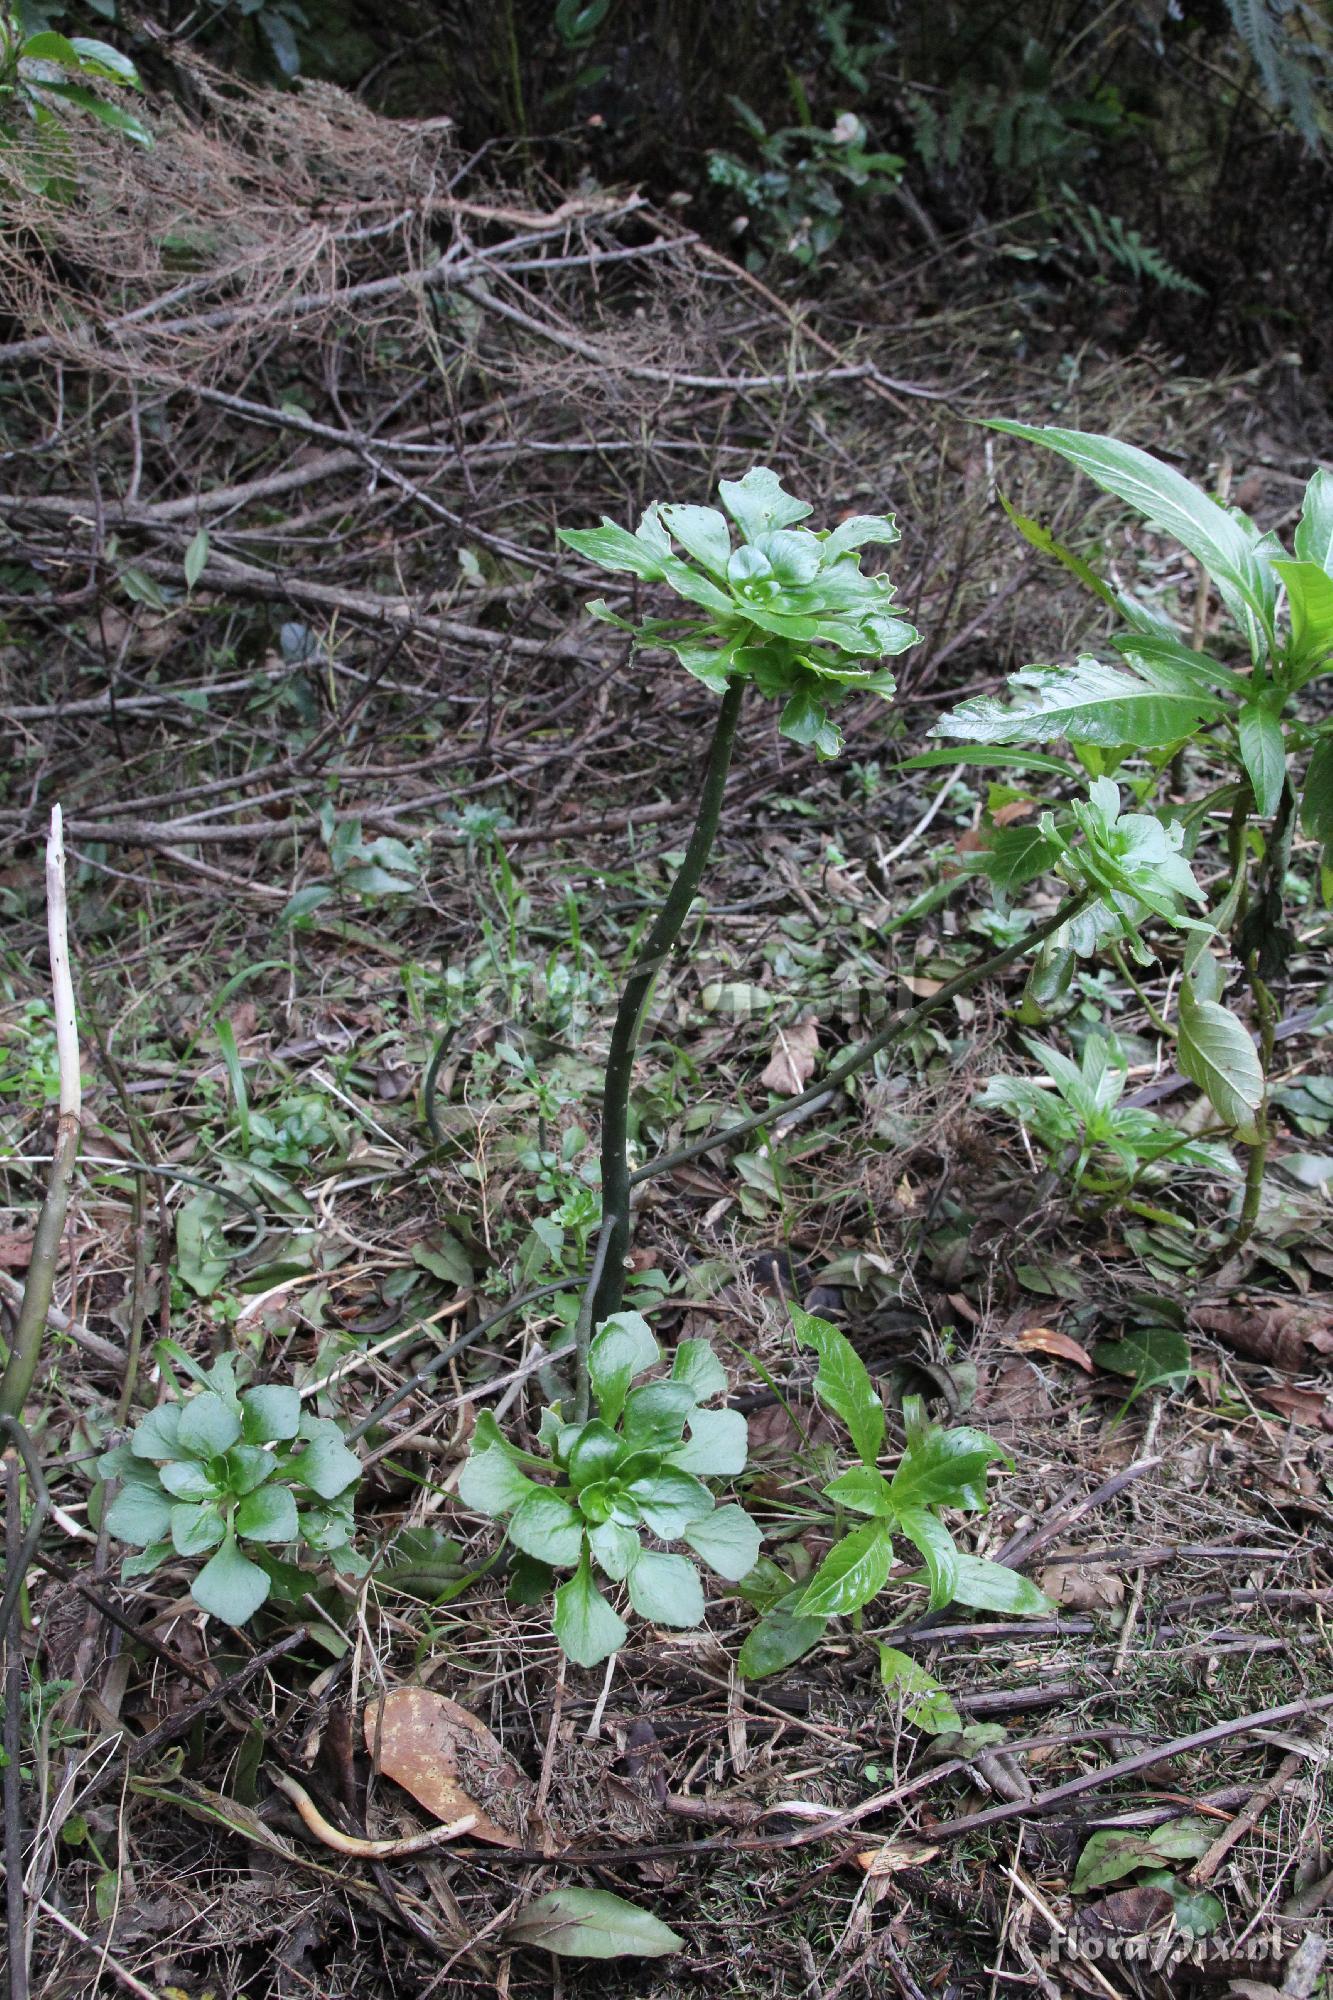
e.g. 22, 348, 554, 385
591, 677, 746, 1326
632, 891, 1092, 1190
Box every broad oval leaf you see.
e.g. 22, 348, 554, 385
234, 1482, 299, 1544
502, 1886, 682, 1959
170, 1501, 225, 1557
670, 1337, 728, 1402
507, 1490, 585, 1569
1274, 558, 1333, 673
626, 1550, 705, 1627
736, 1596, 827, 1679
240, 1385, 301, 1445
1294, 469, 1333, 573
457, 1449, 540, 1523
665, 1405, 748, 1477
620, 1382, 695, 1455
682, 1504, 762, 1581
104, 1481, 172, 1548
623, 1467, 714, 1538
176, 1391, 241, 1459
1301, 738, 1333, 855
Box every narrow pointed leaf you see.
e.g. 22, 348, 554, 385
790, 1304, 884, 1467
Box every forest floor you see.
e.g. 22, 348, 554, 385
1, 68, 1332, 2000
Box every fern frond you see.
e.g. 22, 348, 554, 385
1059, 188, 1204, 295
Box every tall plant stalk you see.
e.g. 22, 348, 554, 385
590, 678, 745, 1333
1, 808, 80, 1421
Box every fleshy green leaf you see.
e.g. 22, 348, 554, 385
240, 1385, 301, 1445
285, 1418, 361, 1500
563, 1420, 626, 1489
507, 1490, 585, 1568
234, 1483, 299, 1544
795, 1520, 894, 1619
665, 1406, 748, 1476
158, 1459, 219, 1502
1237, 702, 1286, 818
620, 1382, 695, 1455
624, 1468, 714, 1538
192, 1533, 271, 1624
171, 1501, 225, 1557
659, 503, 733, 578
558, 520, 666, 580
457, 1446, 537, 1519
588, 1519, 640, 1582
670, 1338, 727, 1401
1177, 979, 1264, 1141
105, 1482, 173, 1547
587, 1311, 659, 1427
682, 1504, 762, 1581
626, 1550, 705, 1627
717, 466, 813, 542
176, 1392, 241, 1459
129, 1403, 182, 1460
501, 1886, 682, 1959
790, 1304, 884, 1468
552, 1554, 628, 1666
878, 1646, 962, 1733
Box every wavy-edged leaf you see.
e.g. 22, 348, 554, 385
933, 654, 1224, 750
1177, 979, 1263, 1141
986, 421, 1277, 647
1237, 701, 1286, 817
1294, 468, 1333, 572
661, 1405, 745, 1478
790, 1303, 884, 1468
507, 1490, 585, 1568
718, 466, 813, 542
192, 1532, 270, 1624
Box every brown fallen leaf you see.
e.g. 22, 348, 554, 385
363, 1689, 533, 1847
852, 1841, 940, 1876
1038, 1561, 1126, 1611
760, 1016, 820, 1095
1255, 1385, 1333, 1430
1077, 1882, 1174, 1938
1014, 1326, 1095, 1373
1193, 1299, 1333, 1370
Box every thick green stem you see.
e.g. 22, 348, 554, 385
590, 678, 745, 1332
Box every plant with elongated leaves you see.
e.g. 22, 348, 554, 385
0, 12, 152, 191
457, 1312, 760, 1666
98, 1346, 363, 1626
978, 1031, 1239, 1195
929, 422, 1333, 1252
739, 1308, 1051, 1678
559, 467, 918, 1341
